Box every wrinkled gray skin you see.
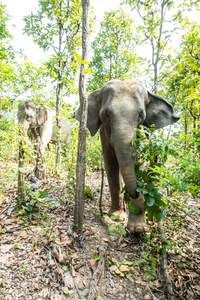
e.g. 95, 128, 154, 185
74, 79, 179, 234
18, 101, 71, 180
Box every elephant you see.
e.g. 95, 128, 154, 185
18, 101, 71, 180
74, 79, 179, 234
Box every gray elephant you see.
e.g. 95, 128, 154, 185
18, 101, 71, 180
74, 79, 179, 234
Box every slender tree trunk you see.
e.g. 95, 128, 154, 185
74, 0, 90, 231
0, 60, 2, 118
184, 112, 187, 150
167, 125, 171, 141
56, 76, 62, 168
18, 142, 26, 206
56, 1, 63, 170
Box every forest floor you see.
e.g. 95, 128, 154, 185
0, 161, 200, 300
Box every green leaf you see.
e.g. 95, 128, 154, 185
110, 215, 119, 220
108, 225, 116, 232
137, 180, 144, 187
128, 203, 140, 214
146, 196, 155, 207
117, 224, 126, 235
147, 207, 154, 221
154, 212, 161, 222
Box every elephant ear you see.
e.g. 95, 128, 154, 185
74, 89, 101, 136
37, 104, 48, 126
143, 92, 179, 129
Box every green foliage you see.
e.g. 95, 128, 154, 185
87, 8, 140, 91
128, 126, 200, 221
108, 215, 127, 236
18, 186, 59, 220
23, 0, 83, 96
130, 127, 178, 221
161, 23, 200, 131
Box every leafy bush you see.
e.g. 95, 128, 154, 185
18, 186, 59, 220
129, 127, 179, 221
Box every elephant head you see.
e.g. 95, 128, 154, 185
74, 79, 179, 233
18, 101, 48, 136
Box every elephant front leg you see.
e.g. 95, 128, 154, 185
127, 193, 146, 234
100, 130, 125, 219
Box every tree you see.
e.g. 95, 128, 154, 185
161, 22, 200, 147
124, 0, 200, 93
24, 0, 82, 169
0, 2, 15, 117
74, 0, 90, 231
88, 8, 139, 91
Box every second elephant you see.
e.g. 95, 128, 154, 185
18, 101, 71, 180
74, 79, 179, 234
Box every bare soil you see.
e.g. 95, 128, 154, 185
0, 165, 199, 300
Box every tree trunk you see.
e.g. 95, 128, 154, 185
74, 0, 90, 231
56, 78, 62, 168
184, 112, 188, 150
56, 1, 63, 170
18, 142, 26, 206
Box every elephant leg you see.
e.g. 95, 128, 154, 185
35, 142, 46, 180
100, 128, 125, 218
127, 193, 146, 234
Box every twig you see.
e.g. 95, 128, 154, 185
99, 155, 104, 216
88, 244, 108, 300
157, 221, 174, 300
6, 201, 18, 216
173, 289, 185, 300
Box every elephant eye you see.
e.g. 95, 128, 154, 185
138, 112, 144, 124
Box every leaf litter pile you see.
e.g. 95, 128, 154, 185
0, 164, 199, 300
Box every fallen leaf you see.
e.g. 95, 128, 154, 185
29, 226, 36, 231
19, 231, 27, 239
120, 243, 128, 248
50, 294, 63, 300
0, 254, 10, 264
110, 265, 118, 272
40, 285, 49, 298
0, 244, 14, 253
119, 265, 129, 272
102, 238, 109, 242
78, 281, 85, 290
89, 259, 97, 273
65, 273, 74, 289
111, 258, 119, 267
32, 283, 40, 290
3, 219, 19, 225
123, 261, 133, 266
54, 240, 63, 245
70, 264, 76, 277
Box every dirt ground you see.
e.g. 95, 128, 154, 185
0, 167, 199, 300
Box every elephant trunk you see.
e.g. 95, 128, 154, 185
113, 125, 139, 199
18, 119, 29, 137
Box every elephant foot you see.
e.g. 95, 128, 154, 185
108, 208, 126, 221
127, 193, 146, 234
35, 165, 45, 180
